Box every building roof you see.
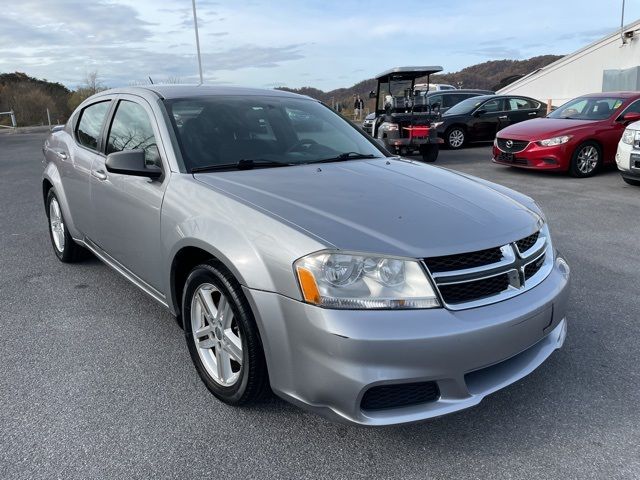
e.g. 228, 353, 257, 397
499, 18, 640, 93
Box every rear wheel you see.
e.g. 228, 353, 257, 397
419, 144, 439, 162
445, 127, 465, 149
622, 176, 640, 186
183, 262, 268, 405
569, 141, 601, 177
46, 189, 85, 263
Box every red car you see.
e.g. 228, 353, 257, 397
493, 92, 640, 177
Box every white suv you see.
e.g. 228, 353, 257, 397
616, 119, 640, 186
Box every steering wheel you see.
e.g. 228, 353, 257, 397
286, 138, 319, 153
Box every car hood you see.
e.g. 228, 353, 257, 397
497, 117, 599, 140
194, 158, 542, 258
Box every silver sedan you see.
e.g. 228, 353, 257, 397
42, 85, 570, 425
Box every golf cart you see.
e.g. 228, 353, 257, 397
369, 66, 444, 162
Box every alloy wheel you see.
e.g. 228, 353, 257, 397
576, 145, 599, 174
191, 283, 243, 387
448, 129, 465, 148
49, 197, 65, 252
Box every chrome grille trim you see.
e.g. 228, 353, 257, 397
424, 229, 553, 310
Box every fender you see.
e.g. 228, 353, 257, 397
160, 175, 326, 316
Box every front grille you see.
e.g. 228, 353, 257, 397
438, 273, 510, 304
424, 247, 503, 273
497, 138, 529, 153
361, 382, 440, 411
524, 254, 545, 279
516, 231, 539, 253
425, 230, 550, 309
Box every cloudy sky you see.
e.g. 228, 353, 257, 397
1, 0, 639, 91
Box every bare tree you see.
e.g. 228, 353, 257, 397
68, 71, 107, 111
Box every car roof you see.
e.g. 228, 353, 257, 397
375, 66, 443, 81
423, 89, 494, 95
97, 84, 310, 100
465, 94, 541, 102
575, 91, 640, 99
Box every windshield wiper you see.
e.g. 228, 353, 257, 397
308, 152, 378, 164
191, 159, 293, 173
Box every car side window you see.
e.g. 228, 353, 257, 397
76, 101, 111, 151
624, 99, 640, 114
107, 100, 161, 167
481, 99, 504, 113
428, 94, 443, 108
508, 98, 536, 110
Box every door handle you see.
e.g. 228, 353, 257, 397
92, 170, 107, 181
56, 151, 68, 160
528, 112, 538, 116
498, 115, 508, 120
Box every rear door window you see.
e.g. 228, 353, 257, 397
76, 101, 111, 151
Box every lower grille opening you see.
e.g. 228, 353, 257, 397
439, 273, 510, 304
361, 381, 440, 411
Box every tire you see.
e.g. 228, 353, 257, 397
182, 261, 268, 405
445, 126, 465, 149
622, 176, 640, 186
569, 141, 601, 178
46, 189, 85, 263
419, 144, 439, 162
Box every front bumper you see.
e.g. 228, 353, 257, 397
492, 141, 572, 171
243, 255, 570, 426
615, 140, 640, 180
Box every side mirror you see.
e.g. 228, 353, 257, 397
474, 109, 486, 117
105, 149, 162, 178
618, 111, 640, 124
369, 90, 377, 99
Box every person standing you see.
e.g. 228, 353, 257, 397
353, 95, 364, 121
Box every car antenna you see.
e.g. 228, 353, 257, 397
148, 76, 154, 84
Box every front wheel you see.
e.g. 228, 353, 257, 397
46, 189, 85, 262
183, 262, 268, 405
445, 127, 465, 149
419, 144, 439, 162
569, 142, 601, 177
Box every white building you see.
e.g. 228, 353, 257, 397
498, 19, 640, 107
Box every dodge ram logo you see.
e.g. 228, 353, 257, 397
506, 140, 513, 148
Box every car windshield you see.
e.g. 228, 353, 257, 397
547, 96, 625, 120
164, 95, 384, 171
443, 97, 489, 116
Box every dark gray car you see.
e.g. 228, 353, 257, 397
42, 85, 570, 425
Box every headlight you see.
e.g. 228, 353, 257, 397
294, 251, 440, 309
431, 121, 444, 128
621, 129, 639, 145
537, 135, 572, 146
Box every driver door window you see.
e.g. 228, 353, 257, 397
107, 100, 161, 168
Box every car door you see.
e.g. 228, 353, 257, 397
505, 97, 541, 125
89, 95, 169, 291
61, 99, 112, 236
468, 98, 506, 141
600, 99, 640, 162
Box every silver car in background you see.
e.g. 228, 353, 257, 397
42, 85, 570, 425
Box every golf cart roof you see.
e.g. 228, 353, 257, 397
375, 66, 443, 81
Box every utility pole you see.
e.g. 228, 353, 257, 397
192, 0, 204, 84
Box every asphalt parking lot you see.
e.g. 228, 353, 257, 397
1, 132, 639, 479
